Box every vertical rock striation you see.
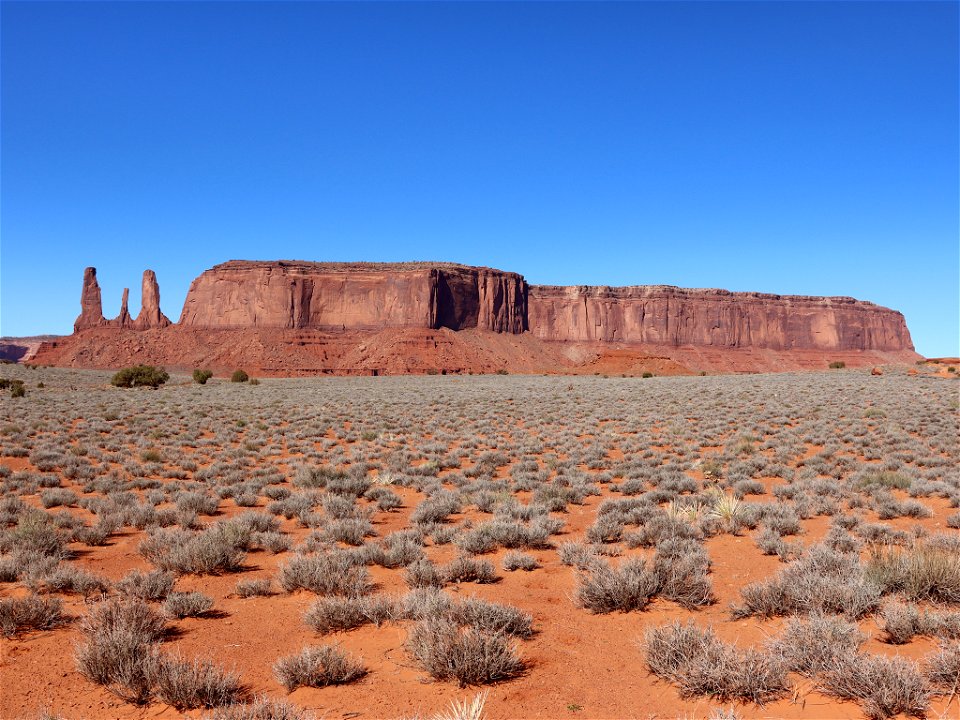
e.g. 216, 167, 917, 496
527, 285, 913, 351
74, 267, 105, 331
69, 261, 915, 359
133, 270, 172, 330
177, 261, 529, 333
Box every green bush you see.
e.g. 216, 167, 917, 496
642, 372, 654, 378
10, 381, 26, 398
192, 369, 213, 385
111, 365, 169, 388
230, 369, 249, 383
829, 361, 846, 369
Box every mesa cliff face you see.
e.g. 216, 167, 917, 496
178, 261, 527, 333
527, 285, 912, 352
43, 259, 917, 375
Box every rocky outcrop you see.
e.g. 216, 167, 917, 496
527, 285, 913, 352
133, 270, 171, 330
74, 267, 170, 331
74, 267, 105, 331
178, 261, 527, 333
55, 260, 917, 375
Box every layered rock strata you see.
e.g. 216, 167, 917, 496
527, 285, 912, 352
178, 261, 527, 333
51, 259, 917, 375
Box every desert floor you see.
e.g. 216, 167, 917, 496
0, 365, 957, 720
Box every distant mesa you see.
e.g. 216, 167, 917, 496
32, 260, 919, 376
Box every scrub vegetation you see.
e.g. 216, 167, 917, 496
0, 364, 956, 719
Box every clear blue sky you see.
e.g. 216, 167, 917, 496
2, 1, 957, 356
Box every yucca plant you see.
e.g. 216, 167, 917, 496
709, 493, 743, 532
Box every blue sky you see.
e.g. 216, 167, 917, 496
2, 1, 957, 356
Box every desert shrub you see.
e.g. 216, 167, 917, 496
502, 551, 538, 571
406, 617, 523, 686
586, 514, 624, 544
865, 543, 960, 604
76, 625, 156, 704
651, 538, 714, 608
878, 601, 960, 644
857, 470, 911, 490
576, 557, 659, 613
377, 535, 424, 568
81, 598, 167, 642
164, 591, 214, 619
230, 370, 249, 383
117, 569, 175, 601
323, 518, 374, 546
405, 559, 445, 589
10, 380, 26, 398
410, 494, 462, 526
754, 528, 800, 561
75, 599, 167, 704
111, 365, 169, 388
0, 594, 65, 637
234, 493, 258, 507
451, 597, 534, 639
558, 542, 597, 569
193, 369, 214, 385
819, 653, 930, 719
139, 526, 247, 576
150, 652, 245, 709
828, 361, 846, 369
924, 641, 960, 691
733, 544, 880, 619
41, 564, 111, 596
177, 492, 219, 516
442, 556, 498, 584
759, 503, 802, 536
768, 614, 866, 676
304, 595, 399, 634
210, 696, 315, 720
235, 578, 273, 597
273, 645, 366, 691
9, 511, 67, 559
644, 621, 788, 704
254, 531, 291, 554
141, 448, 164, 463
278, 553, 372, 596
40, 488, 78, 508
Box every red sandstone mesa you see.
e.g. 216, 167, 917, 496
527, 285, 911, 352
39, 260, 918, 375
178, 261, 527, 333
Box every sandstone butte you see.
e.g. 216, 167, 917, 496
30, 260, 920, 376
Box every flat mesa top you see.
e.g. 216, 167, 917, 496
211, 260, 516, 274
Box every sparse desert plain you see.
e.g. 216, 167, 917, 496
0, 364, 957, 720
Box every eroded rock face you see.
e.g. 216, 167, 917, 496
178, 261, 528, 333
527, 285, 913, 352
69, 261, 916, 369
74, 267, 105, 331
133, 270, 172, 330
74, 267, 170, 331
